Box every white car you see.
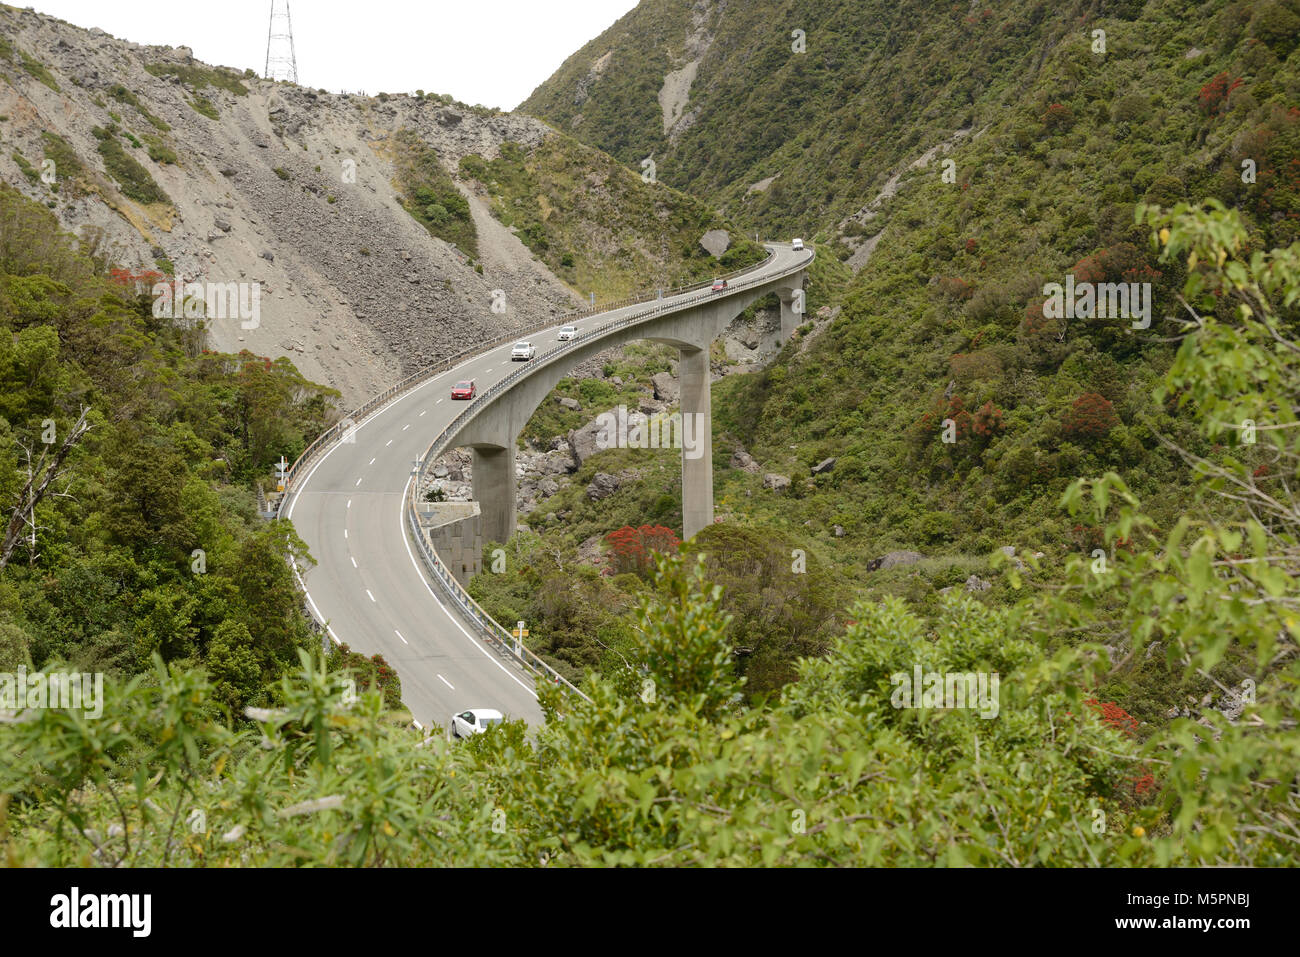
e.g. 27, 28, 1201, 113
511, 340, 536, 361
557, 325, 578, 341
792, 237, 805, 251
450, 708, 504, 738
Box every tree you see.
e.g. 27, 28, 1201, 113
1049, 200, 1300, 864
0, 405, 91, 569
1062, 393, 1118, 441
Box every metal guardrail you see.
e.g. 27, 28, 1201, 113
277, 244, 813, 702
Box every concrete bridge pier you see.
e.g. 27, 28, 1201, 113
777, 286, 804, 344
679, 346, 713, 540
470, 444, 516, 545
447, 260, 809, 547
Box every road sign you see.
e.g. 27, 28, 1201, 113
276, 455, 289, 491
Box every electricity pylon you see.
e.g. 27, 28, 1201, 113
264, 0, 299, 84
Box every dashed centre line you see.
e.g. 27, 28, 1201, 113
366, 589, 376, 602
437, 674, 454, 690
395, 630, 408, 645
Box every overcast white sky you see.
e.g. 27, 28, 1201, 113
29, 0, 638, 109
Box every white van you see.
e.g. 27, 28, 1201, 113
792, 237, 805, 251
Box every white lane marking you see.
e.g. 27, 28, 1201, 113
398, 475, 536, 699
302, 591, 340, 645
369, 457, 376, 465
395, 630, 408, 645
485, 367, 493, 373
347, 499, 352, 509
402, 424, 410, 431
420, 410, 427, 417
412, 718, 424, 730
355, 477, 362, 487
344, 529, 348, 539
386, 439, 393, 446
437, 674, 454, 690
366, 589, 376, 602
435, 398, 443, 404
351, 556, 358, 568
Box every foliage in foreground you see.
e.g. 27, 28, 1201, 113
0, 559, 1156, 867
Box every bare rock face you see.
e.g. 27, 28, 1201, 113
0, 5, 577, 408
699, 228, 731, 258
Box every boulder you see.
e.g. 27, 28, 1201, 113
875, 550, 925, 571
964, 575, 992, 593
811, 457, 837, 475
558, 396, 581, 411
731, 449, 760, 473
762, 473, 791, 492
586, 472, 621, 501
568, 419, 605, 466
650, 371, 678, 403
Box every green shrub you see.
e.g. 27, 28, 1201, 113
93, 126, 170, 204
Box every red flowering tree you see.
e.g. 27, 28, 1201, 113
1062, 393, 1119, 441
972, 400, 1005, 438
1084, 698, 1157, 802
605, 524, 682, 576
1197, 72, 1242, 115
1042, 102, 1074, 131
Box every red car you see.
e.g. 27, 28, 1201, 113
711, 278, 728, 292
451, 379, 476, 400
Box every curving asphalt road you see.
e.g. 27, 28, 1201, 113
285, 243, 810, 730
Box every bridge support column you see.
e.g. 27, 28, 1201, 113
471, 444, 516, 544
777, 286, 804, 344
679, 346, 713, 540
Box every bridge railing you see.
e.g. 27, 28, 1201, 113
405, 248, 814, 698
274, 247, 779, 512
278, 243, 813, 702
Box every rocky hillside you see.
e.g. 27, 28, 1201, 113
0, 4, 759, 406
